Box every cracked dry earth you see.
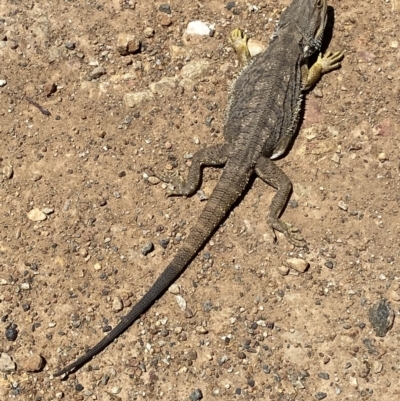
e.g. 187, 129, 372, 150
1, 0, 400, 400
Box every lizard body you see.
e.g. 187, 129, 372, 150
55, 0, 343, 376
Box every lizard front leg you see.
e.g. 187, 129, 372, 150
303, 51, 344, 90
255, 156, 306, 247
153, 144, 232, 197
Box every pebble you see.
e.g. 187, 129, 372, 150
65, 41, 76, 50
94, 263, 102, 271
277, 265, 290, 276
148, 176, 160, 185
378, 152, 388, 162
315, 392, 327, 400
372, 361, 383, 373
159, 4, 171, 14
22, 354, 44, 372
390, 290, 400, 302
324, 260, 334, 269
158, 14, 172, 27
0, 79, 7, 87
349, 376, 358, 388
116, 33, 141, 56
143, 27, 155, 38
112, 296, 124, 312
186, 21, 214, 36
149, 77, 177, 95
5, 325, 18, 341
141, 242, 154, 256
168, 284, 180, 294
318, 372, 330, 380
175, 295, 187, 311
42, 207, 54, 215
226, 1, 236, 10
189, 388, 203, 400
181, 59, 211, 80
286, 258, 309, 273
369, 299, 394, 337
159, 238, 170, 248
124, 90, 154, 108
27, 208, 46, 221
90, 66, 106, 79
338, 200, 348, 211
0, 353, 16, 373
2, 165, 13, 179
44, 81, 57, 97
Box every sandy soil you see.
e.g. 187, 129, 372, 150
1, 0, 400, 400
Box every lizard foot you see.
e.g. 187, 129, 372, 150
268, 218, 307, 248
149, 169, 192, 197
317, 51, 344, 74
229, 28, 251, 66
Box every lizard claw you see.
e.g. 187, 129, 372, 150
267, 218, 307, 248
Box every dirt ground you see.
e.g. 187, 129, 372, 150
1, 0, 400, 400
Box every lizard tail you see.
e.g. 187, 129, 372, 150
54, 166, 251, 377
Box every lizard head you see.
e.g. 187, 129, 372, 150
278, 0, 328, 57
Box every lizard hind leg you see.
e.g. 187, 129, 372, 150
152, 143, 232, 197
255, 156, 306, 247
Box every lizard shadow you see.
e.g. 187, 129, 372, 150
273, 5, 338, 161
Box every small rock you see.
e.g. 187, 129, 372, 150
349, 376, 358, 388
141, 242, 154, 256
112, 296, 124, 312
0, 79, 7, 87
94, 263, 102, 271
5, 325, 18, 341
168, 284, 180, 294
111, 387, 121, 394
44, 81, 57, 97
65, 41, 76, 50
315, 392, 327, 400
247, 39, 266, 57
369, 299, 394, 337
159, 4, 171, 14
277, 265, 290, 276
2, 165, 13, 179
181, 59, 211, 80
331, 153, 340, 164
27, 208, 46, 222
148, 176, 160, 185
189, 388, 203, 400
41, 207, 54, 215
286, 258, 309, 273
0, 353, 16, 373
149, 77, 177, 95
186, 21, 214, 36
226, 2, 236, 10
176, 295, 187, 311
143, 27, 155, 38
318, 372, 330, 380
372, 361, 383, 373
338, 200, 348, 211
390, 290, 400, 302
124, 90, 154, 108
22, 354, 45, 372
158, 14, 172, 27
378, 152, 388, 162
90, 66, 106, 79
116, 33, 141, 56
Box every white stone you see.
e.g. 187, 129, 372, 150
185, 20, 214, 36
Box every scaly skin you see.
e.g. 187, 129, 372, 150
55, 0, 343, 377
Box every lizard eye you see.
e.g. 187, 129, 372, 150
316, 0, 323, 7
